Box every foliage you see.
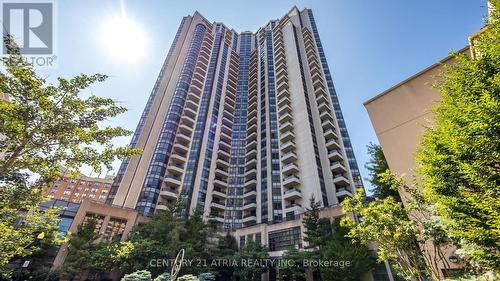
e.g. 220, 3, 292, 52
60, 216, 101, 279
319, 219, 375, 281
341, 170, 455, 281
211, 233, 238, 280
280, 246, 307, 279
0, 35, 140, 267
342, 190, 426, 280
302, 195, 323, 250
232, 239, 269, 281
122, 270, 152, 281
120, 270, 214, 281
197, 272, 215, 281
365, 143, 401, 200
415, 0, 500, 271
153, 273, 170, 281
0, 35, 140, 183
282, 196, 374, 280
0, 183, 63, 267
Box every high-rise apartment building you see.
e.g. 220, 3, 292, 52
107, 7, 363, 230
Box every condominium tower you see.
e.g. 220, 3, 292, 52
107, 7, 363, 230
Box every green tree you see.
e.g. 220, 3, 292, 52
415, 0, 500, 270
319, 219, 375, 281
342, 189, 428, 281
365, 143, 401, 200
280, 247, 307, 280
0, 35, 140, 266
212, 233, 238, 280
302, 195, 322, 250
60, 216, 101, 279
0, 183, 62, 266
233, 239, 269, 281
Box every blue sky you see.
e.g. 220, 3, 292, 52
37, 0, 486, 192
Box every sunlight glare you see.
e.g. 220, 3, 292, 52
101, 16, 147, 63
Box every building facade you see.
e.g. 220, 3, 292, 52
364, 47, 470, 278
44, 173, 114, 204
107, 7, 363, 231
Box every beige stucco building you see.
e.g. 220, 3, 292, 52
364, 47, 471, 278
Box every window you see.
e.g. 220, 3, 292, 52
239, 236, 245, 248
103, 217, 127, 241
83, 213, 105, 233
58, 217, 73, 234
268, 226, 302, 251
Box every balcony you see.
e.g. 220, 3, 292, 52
218, 149, 230, 161
324, 128, 337, 140
247, 123, 257, 134
242, 215, 257, 223
243, 202, 257, 210
243, 190, 257, 198
282, 163, 299, 176
330, 161, 347, 173
277, 96, 291, 108
210, 216, 225, 223
283, 188, 302, 200
277, 89, 290, 100
333, 174, 350, 186
217, 158, 230, 170
214, 178, 227, 189
219, 139, 231, 151
215, 168, 229, 179
245, 168, 257, 180
170, 153, 187, 164
317, 102, 329, 112
279, 112, 293, 123
166, 163, 184, 175
278, 104, 292, 116
246, 139, 257, 151
179, 117, 194, 132
282, 175, 300, 188
246, 158, 257, 170
160, 188, 178, 199
246, 149, 257, 160
185, 99, 198, 112
247, 131, 258, 141
280, 130, 295, 143
212, 188, 227, 199
164, 175, 182, 187
284, 203, 303, 213
281, 151, 298, 164
221, 124, 232, 139
244, 178, 257, 189
319, 111, 333, 122
184, 106, 197, 120
328, 149, 343, 161
220, 131, 232, 144
176, 132, 191, 144
322, 120, 335, 130
211, 201, 226, 210
156, 202, 168, 211
279, 121, 294, 133
281, 140, 296, 153
336, 187, 353, 198
173, 142, 189, 154
316, 94, 328, 104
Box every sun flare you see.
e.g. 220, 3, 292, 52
101, 16, 147, 63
